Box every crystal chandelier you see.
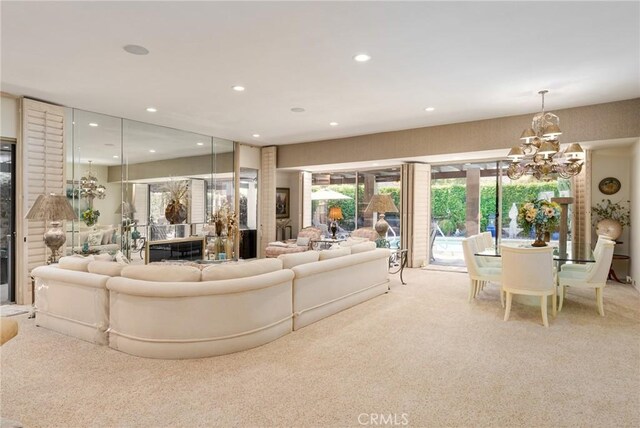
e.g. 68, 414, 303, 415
506, 90, 585, 181
80, 161, 106, 202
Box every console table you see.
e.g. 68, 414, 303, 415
145, 237, 205, 264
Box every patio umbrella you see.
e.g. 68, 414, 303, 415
311, 188, 352, 200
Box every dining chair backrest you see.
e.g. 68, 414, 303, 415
481, 231, 493, 250
501, 245, 555, 292
462, 238, 481, 277
585, 240, 615, 283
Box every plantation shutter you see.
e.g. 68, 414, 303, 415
300, 171, 312, 228
571, 150, 592, 254
258, 146, 277, 258
401, 163, 431, 268
18, 98, 66, 303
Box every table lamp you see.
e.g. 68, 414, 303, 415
25, 193, 77, 264
328, 206, 343, 239
364, 194, 399, 240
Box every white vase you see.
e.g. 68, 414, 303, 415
595, 219, 622, 241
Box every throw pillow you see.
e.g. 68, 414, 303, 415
115, 250, 130, 265
296, 236, 310, 247
101, 228, 115, 245
87, 231, 103, 246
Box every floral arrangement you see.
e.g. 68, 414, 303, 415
517, 199, 561, 235
206, 202, 238, 237
80, 208, 100, 227
591, 199, 630, 227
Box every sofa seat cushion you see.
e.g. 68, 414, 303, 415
318, 247, 351, 261
350, 241, 377, 254
121, 265, 202, 282
201, 258, 283, 281
58, 255, 95, 272
278, 250, 320, 269
88, 261, 125, 277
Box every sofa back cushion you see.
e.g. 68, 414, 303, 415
278, 250, 320, 269
350, 241, 377, 254
201, 258, 283, 281
121, 265, 201, 282
58, 255, 95, 272
350, 227, 378, 241
101, 228, 115, 245
318, 247, 351, 261
88, 261, 125, 277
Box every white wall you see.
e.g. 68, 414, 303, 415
591, 146, 632, 277
631, 139, 640, 289
276, 171, 300, 239
0, 95, 18, 139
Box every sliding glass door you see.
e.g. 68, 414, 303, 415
430, 160, 572, 268
1, 141, 16, 303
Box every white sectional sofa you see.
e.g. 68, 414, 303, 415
32, 242, 391, 359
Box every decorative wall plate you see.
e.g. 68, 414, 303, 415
598, 177, 621, 195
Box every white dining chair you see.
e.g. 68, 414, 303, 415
501, 245, 556, 327
560, 235, 608, 273
472, 234, 502, 269
462, 238, 502, 304
557, 239, 615, 316
481, 231, 494, 250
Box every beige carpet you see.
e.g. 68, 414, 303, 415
1, 269, 639, 427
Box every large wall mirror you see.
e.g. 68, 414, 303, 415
67, 109, 235, 263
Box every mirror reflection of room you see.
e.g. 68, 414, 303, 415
67, 109, 237, 264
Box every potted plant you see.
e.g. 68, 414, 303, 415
517, 199, 561, 247
592, 199, 630, 241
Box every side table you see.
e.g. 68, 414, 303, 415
389, 249, 408, 286
608, 254, 630, 284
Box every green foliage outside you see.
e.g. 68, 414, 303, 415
432, 182, 562, 236
312, 185, 401, 230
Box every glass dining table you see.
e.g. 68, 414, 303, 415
475, 243, 595, 264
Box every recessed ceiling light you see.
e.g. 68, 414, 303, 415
353, 53, 371, 62
123, 44, 149, 55
232, 85, 245, 92
425, 107, 435, 112
372, 163, 379, 166
89, 123, 99, 127
113, 155, 119, 159
329, 122, 339, 126
291, 107, 305, 113
197, 142, 205, 146
146, 107, 157, 113
149, 149, 156, 153
252, 134, 260, 138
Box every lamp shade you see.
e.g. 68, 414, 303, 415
507, 146, 525, 160
564, 143, 584, 160
519, 128, 536, 142
25, 194, 77, 221
115, 201, 136, 215
364, 194, 399, 215
328, 206, 343, 221
538, 140, 558, 156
